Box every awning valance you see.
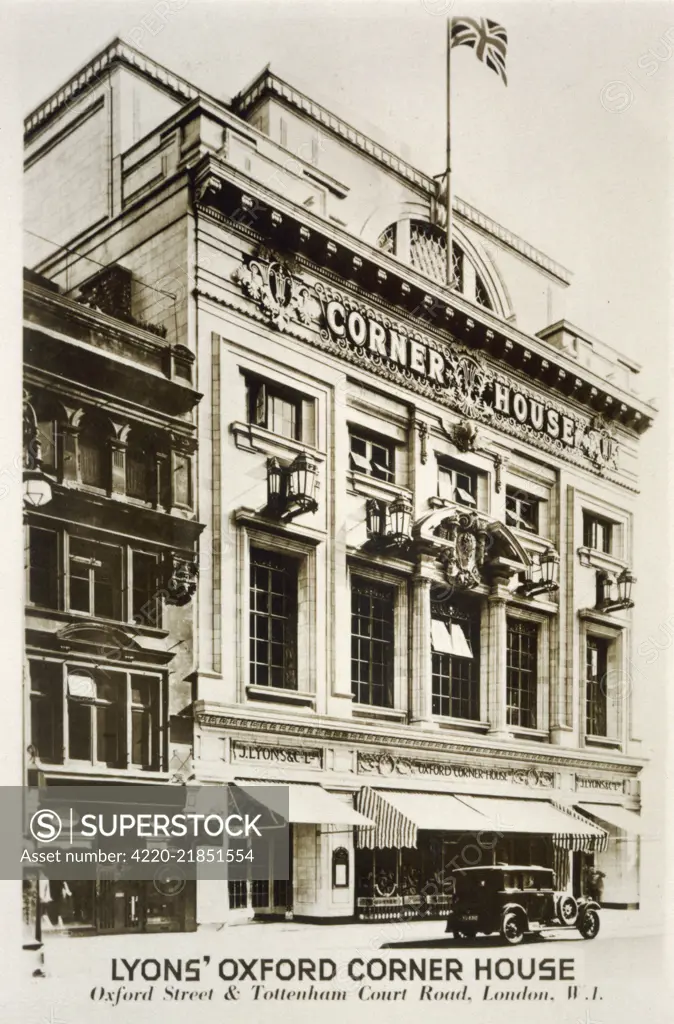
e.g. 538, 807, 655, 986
577, 803, 645, 836
457, 796, 608, 852
356, 788, 498, 850
356, 789, 608, 852
237, 783, 373, 826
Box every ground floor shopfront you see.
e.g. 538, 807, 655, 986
191, 710, 645, 927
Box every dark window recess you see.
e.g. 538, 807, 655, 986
505, 487, 540, 534
586, 636, 609, 738
349, 431, 395, 483
36, 417, 57, 472
249, 548, 298, 690
132, 551, 162, 628
506, 619, 539, 729
79, 426, 107, 489
131, 675, 160, 768
29, 661, 63, 763
583, 513, 613, 554
68, 537, 122, 620
247, 379, 302, 440
172, 453, 192, 507
431, 600, 480, 721
126, 443, 152, 501
437, 460, 476, 506
28, 527, 59, 608
351, 579, 395, 708
251, 880, 270, 909
273, 879, 291, 907
228, 880, 248, 909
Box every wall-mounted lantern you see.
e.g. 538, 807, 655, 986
517, 546, 560, 598
266, 453, 318, 521
365, 495, 413, 549
597, 567, 635, 614
23, 398, 53, 509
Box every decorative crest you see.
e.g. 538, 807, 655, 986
435, 511, 490, 589
163, 552, 199, 606
581, 417, 619, 472
233, 250, 313, 330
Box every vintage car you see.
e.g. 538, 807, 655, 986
445, 865, 600, 945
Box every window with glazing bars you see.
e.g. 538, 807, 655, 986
586, 636, 609, 737
247, 379, 302, 440
474, 273, 493, 309
505, 486, 540, 533
431, 605, 480, 720
351, 579, 394, 707
506, 619, 538, 728
349, 431, 395, 482
583, 513, 613, 554
249, 548, 298, 689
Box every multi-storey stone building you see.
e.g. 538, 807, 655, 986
24, 39, 653, 933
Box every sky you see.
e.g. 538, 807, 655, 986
1, 0, 671, 918
15, 0, 672, 400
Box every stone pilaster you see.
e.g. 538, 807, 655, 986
409, 557, 434, 725
486, 584, 510, 738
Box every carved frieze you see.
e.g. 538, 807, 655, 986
232, 250, 313, 330
357, 751, 554, 788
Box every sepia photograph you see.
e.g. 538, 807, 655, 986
1, 0, 671, 1021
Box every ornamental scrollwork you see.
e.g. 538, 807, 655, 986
163, 551, 199, 606
581, 416, 619, 472
444, 351, 494, 420
435, 511, 490, 590
232, 250, 313, 331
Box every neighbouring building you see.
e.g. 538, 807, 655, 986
23, 39, 654, 933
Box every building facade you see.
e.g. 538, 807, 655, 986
23, 40, 654, 932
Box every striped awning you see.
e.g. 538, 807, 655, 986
356, 788, 608, 853
457, 795, 608, 853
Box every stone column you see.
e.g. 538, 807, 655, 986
59, 405, 84, 485
486, 584, 510, 738
108, 421, 130, 498
410, 558, 434, 725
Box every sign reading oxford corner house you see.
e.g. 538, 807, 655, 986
231, 254, 619, 473
358, 752, 554, 788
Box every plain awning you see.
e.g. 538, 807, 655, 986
577, 803, 646, 836
356, 787, 493, 850
456, 795, 608, 852
237, 783, 373, 826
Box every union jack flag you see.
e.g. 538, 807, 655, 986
450, 17, 508, 85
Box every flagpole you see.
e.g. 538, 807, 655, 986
446, 17, 453, 288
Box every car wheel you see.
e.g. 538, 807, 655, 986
501, 911, 524, 946
556, 894, 578, 925
577, 909, 600, 940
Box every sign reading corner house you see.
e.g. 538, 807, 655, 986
230, 254, 619, 473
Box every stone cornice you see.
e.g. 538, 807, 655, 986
193, 705, 643, 776
192, 157, 654, 436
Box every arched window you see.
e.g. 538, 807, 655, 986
125, 430, 153, 502
376, 218, 495, 310
78, 417, 108, 489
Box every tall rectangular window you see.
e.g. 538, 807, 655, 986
68, 537, 122, 620
29, 661, 63, 763
249, 549, 298, 689
506, 486, 540, 533
172, 453, 192, 508
349, 430, 395, 482
126, 446, 151, 501
79, 430, 107, 488
506, 619, 538, 729
351, 579, 395, 707
36, 417, 57, 472
586, 636, 609, 737
131, 675, 160, 768
431, 601, 480, 720
131, 551, 161, 627
583, 513, 613, 554
28, 527, 59, 608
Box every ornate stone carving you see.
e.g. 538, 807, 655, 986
444, 352, 494, 419
581, 416, 619, 472
417, 421, 429, 464
232, 250, 313, 330
435, 511, 490, 589
357, 751, 554, 788
444, 417, 480, 452
163, 551, 198, 606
